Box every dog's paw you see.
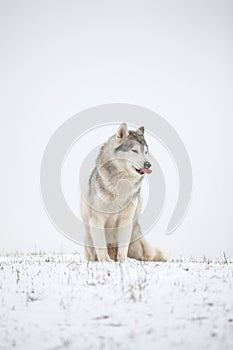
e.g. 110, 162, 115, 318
117, 257, 127, 262
98, 255, 114, 262
116, 254, 127, 262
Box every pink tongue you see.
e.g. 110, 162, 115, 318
141, 168, 152, 174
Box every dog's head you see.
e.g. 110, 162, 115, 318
113, 123, 152, 177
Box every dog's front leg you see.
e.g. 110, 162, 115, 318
117, 222, 133, 261
117, 197, 137, 261
90, 216, 113, 262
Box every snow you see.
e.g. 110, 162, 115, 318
0, 254, 232, 350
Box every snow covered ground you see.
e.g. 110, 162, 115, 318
0, 254, 232, 350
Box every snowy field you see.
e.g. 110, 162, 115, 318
0, 254, 232, 350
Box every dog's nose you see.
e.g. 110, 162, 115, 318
144, 161, 151, 169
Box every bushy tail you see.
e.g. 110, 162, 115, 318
128, 237, 167, 262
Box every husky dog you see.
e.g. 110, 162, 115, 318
80, 123, 166, 262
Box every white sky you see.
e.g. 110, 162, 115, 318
0, 0, 233, 258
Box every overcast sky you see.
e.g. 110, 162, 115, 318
0, 0, 233, 258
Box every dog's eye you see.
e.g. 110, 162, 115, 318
145, 151, 148, 155
131, 149, 138, 153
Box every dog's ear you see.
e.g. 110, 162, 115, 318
136, 126, 144, 136
116, 123, 129, 140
